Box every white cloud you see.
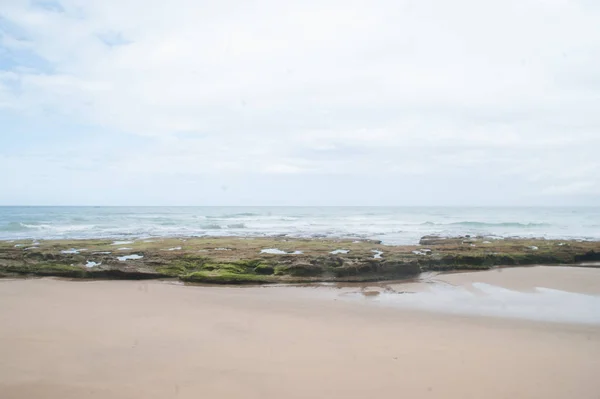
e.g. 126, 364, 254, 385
542, 181, 600, 196
0, 0, 599, 204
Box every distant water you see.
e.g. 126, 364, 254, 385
0, 206, 599, 245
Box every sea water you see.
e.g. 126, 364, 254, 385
0, 206, 599, 244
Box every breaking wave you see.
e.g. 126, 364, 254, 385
226, 223, 246, 229
206, 212, 259, 219
0, 222, 34, 232
0, 222, 56, 232
421, 221, 552, 228
1, 207, 598, 244
201, 224, 222, 230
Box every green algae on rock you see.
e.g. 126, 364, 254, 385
0, 236, 599, 284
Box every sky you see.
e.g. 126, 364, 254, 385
0, 0, 599, 206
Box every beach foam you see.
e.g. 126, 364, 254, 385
117, 254, 143, 261
85, 261, 101, 268
111, 241, 134, 245
260, 248, 303, 255
60, 248, 86, 254
330, 249, 349, 254
371, 250, 383, 259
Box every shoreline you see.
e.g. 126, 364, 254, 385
1, 274, 599, 399
1, 235, 599, 284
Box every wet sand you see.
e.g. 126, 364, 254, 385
422, 265, 600, 294
1, 268, 600, 399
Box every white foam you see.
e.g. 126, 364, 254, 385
260, 248, 287, 255
482, 241, 492, 244
61, 248, 86, 254
118, 247, 132, 251
165, 247, 182, 251
330, 249, 349, 254
413, 248, 431, 255
85, 261, 101, 268
261, 248, 287, 254
371, 250, 383, 259
528, 246, 539, 250
214, 247, 231, 251
24, 247, 39, 250
117, 254, 143, 261
111, 241, 134, 245
92, 251, 111, 255
14, 244, 24, 247
260, 248, 302, 255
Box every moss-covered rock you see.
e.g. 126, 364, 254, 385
275, 263, 323, 277
156, 265, 189, 277
181, 271, 274, 284
575, 250, 600, 262
201, 263, 246, 273
1, 235, 599, 284
2, 263, 87, 278
254, 264, 275, 275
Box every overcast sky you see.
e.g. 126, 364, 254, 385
0, 0, 599, 206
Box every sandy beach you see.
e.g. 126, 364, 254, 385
1, 267, 600, 399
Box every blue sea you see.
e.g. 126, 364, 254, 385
0, 206, 599, 245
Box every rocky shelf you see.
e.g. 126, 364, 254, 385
1, 236, 599, 284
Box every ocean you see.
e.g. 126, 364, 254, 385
0, 206, 598, 245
